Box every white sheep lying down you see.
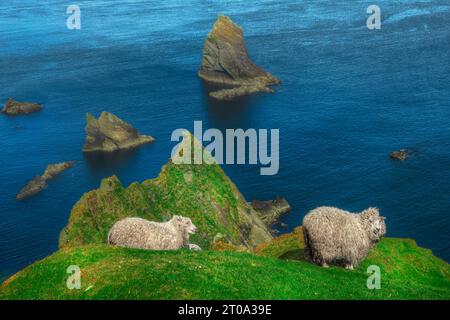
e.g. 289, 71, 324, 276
303, 206, 386, 269
108, 215, 201, 251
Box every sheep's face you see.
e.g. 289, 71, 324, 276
172, 215, 198, 234
361, 208, 386, 242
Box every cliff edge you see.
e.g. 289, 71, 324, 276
61, 132, 272, 250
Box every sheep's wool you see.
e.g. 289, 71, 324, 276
108, 215, 199, 250
303, 207, 386, 269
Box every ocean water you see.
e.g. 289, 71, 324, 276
0, 0, 449, 281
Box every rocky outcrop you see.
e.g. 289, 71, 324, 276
60, 132, 272, 250
390, 149, 410, 161
251, 197, 291, 227
199, 16, 280, 100
2, 98, 42, 115
16, 162, 75, 200
83, 112, 155, 152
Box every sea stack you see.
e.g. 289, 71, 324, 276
2, 98, 43, 115
199, 15, 280, 101
83, 112, 155, 152
16, 162, 75, 200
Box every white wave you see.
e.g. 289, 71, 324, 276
384, 5, 450, 24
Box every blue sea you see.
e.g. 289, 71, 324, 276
1, 0, 449, 281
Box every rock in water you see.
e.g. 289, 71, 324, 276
16, 162, 75, 200
83, 112, 155, 152
251, 197, 291, 227
210, 84, 273, 101
198, 15, 280, 100
390, 149, 410, 161
2, 98, 42, 115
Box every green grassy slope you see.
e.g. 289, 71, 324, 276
59, 134, 271, 250
2, 234, 449, 300
3, 135, 448, 300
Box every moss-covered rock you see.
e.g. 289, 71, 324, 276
60, 133, 271, 250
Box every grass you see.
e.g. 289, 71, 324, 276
60, 158, 269, 250
2, 235, 449, 300
4, 137, 448, 300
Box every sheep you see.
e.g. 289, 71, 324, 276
302, 206, 386, 270
108, 215, 201, 251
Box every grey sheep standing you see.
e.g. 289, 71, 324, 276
108, 215, 201, 251
303, 206, 386, 269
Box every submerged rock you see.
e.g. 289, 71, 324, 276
251, 197, 291, 227
83, 112, 155, 152
199, 16, 280, 100
16, 162, 75, 200
390, 149, 410, 161
2, 98, 42, 115
209, 84, 273, 101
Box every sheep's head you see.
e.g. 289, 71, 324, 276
360, 208, 386, 242
171, 215, 198, 234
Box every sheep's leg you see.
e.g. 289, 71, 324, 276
188, 243, 202, 251
345, 264, 354, 270
321, 262, 329, 268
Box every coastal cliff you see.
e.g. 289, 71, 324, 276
3, 139, 449, 299
83, 112, 155, 152
199, 16, 280, 100
60, 132, 272, 250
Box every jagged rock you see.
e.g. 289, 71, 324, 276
60, 131, 272, 250
251, 197, 291, 227
199, 16, 280, 100
390, 149, 410, 161
83, 112, 155, 152
16, 162, 75, 200
2, 98, 42, 115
